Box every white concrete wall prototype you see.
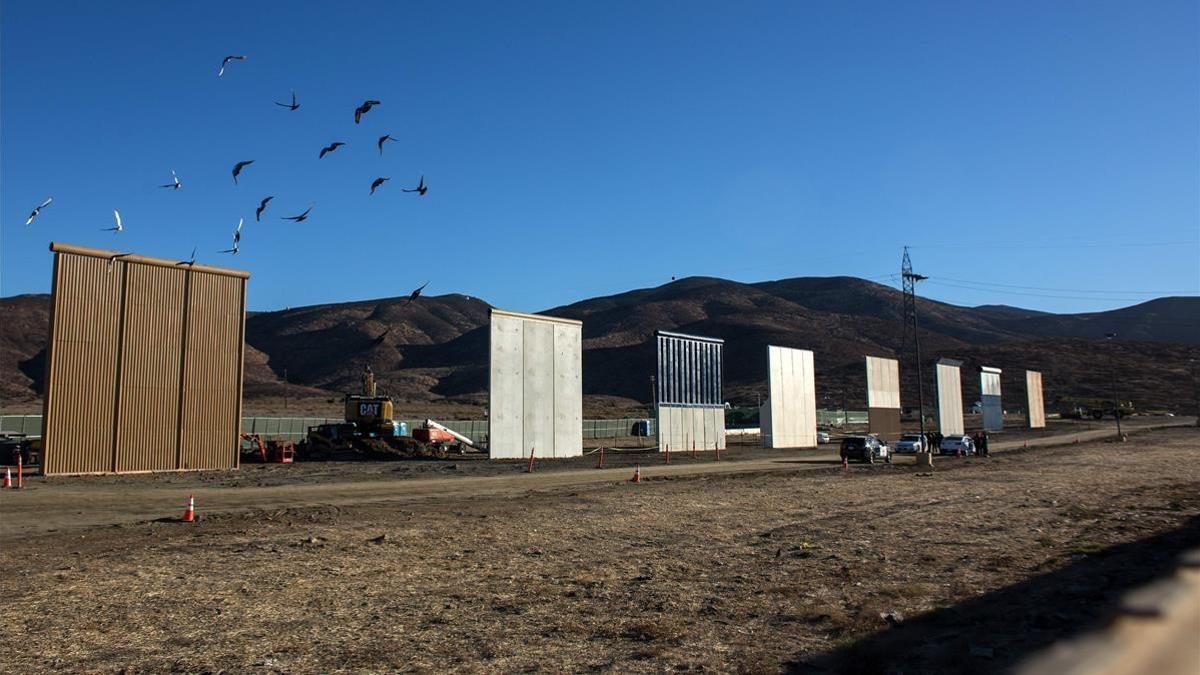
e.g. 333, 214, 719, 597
1026, 370, 1046, 429
658, 406, 725, 452
487, 309, 583, 459
981, 366, 1003, 431
763, 346, 817, 448
865, 356, 901, 409
936, 359, 965, 435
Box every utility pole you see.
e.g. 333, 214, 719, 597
1105, 333, 1123, 439
902, 247, 929, 458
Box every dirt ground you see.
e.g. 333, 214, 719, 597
1, 425, 1197, 673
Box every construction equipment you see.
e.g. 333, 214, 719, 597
239, 433, 295, 463
1056, 397, 1135, 420
421, 419, 478, 449
300, 367, 478, 460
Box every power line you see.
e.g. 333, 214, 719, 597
932, 276, 1198, 296
908, 240, 1198, 250
923, 279, 1199, 302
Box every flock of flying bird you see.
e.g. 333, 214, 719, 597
23, 53, 432, 303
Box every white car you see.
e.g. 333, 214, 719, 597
817, 431, 831, 444
894, 434, 925, 454
939, 434, 976, 456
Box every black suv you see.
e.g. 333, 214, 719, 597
840, 435, 891, 464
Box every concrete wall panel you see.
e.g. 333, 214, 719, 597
656, 406, 726, 451
487, 309, 582, 459
936, 359, 965, 436
521, 320, 554, 458
866, 356, 901, 440
553, 323, 583, 456
763, 346, 817, 448
487, 313, 524, 458
1026, 370, 1045, 429
981, 366, 1003, 431
866, 356, 901, 409
711, 408, 726, 450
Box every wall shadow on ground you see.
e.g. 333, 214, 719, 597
787, 514, 1200, 675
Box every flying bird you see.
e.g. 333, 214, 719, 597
274, 90, 299, 111
404, 281, 429, 305
255, 196, 274, 221
354, 99, 380, 124
402, 175, 428, 196
102, 209, 123, 232
282, 205, 313, 223
232, 160, 254, 184
221, 219, 243, 254
370, 177, 390, 195
25, 197, 53, 225
218, 55, 246, 77
159, 169, 182, 190
377, 134, 398, 155
319, 142, 346, 159
176, 247, 197, 266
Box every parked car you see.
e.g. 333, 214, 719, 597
894, 434, 926, 454
840, 435, 891, 464
939, 434, 976, 456
817, 431, 831, 445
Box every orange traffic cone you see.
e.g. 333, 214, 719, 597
631, 464, 642, 483
2, 467, 10, 489
182, 494, 196, 523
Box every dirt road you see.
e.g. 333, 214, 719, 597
0, 418, 1188, 538
1, 426, 1197, 673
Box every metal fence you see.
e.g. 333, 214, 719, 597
0, 415, 657, 442
1, 412, 867, 442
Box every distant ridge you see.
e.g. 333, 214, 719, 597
2, 278, 1196, 413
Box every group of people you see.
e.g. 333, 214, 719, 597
920, 430, 989, 456
972, 430, 990, 456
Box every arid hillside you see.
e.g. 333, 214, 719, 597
2, 278, 1197, 414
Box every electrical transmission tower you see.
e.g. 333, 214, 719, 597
900, 247, 929, 440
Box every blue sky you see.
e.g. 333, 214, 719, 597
3, 1, 1197, 314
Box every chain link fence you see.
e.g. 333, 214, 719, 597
1, 412, 866, 442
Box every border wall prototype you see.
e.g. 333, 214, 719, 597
1026, 370, 1045, 429
41, 242, 248, 475
487, 309, 583, 459
936, 358, 965, 435
656, 331, 725, 452
981, 366, 1003, 431
761, 346, 817, 449
866, 355, 902, 441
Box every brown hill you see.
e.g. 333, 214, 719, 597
2, 278, 1197, 415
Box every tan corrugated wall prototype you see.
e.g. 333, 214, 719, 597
41, 253, 125, 474
41, 243, 248, 475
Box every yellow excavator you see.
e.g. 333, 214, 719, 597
302, 366, 434, 459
